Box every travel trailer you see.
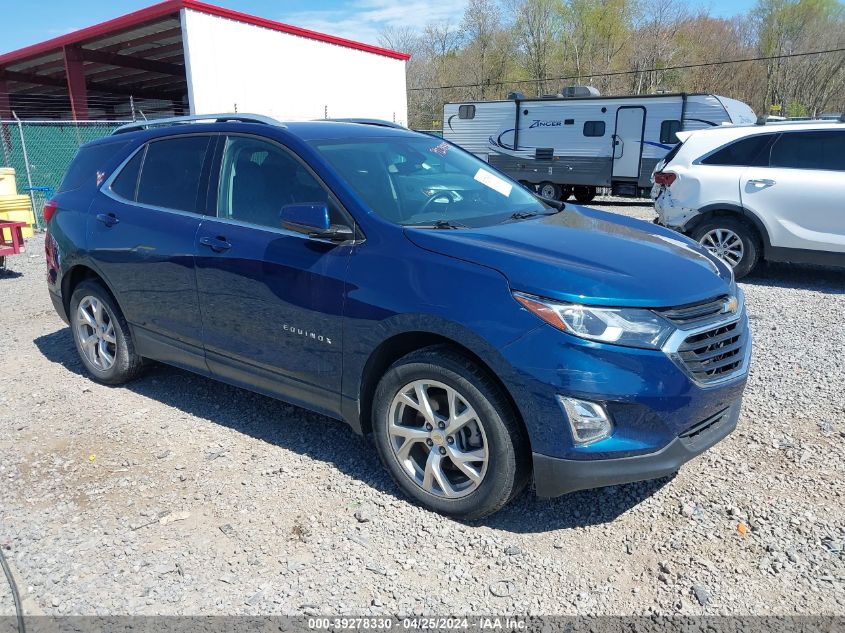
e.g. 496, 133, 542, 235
442, 91, 756, 201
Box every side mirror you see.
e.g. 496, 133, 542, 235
280, 203, 354, 242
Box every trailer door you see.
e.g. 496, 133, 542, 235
612, 106, 646, 179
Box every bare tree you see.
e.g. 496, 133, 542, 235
509, 0, 563, 95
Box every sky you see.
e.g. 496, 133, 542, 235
1, 0, 759, 56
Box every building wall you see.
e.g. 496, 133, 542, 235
181, 9, 408, 125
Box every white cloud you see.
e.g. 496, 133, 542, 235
280, 0, 466, 48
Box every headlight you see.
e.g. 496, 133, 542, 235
513, 292, 675, 349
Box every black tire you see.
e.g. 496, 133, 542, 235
372, 345, 529, 520
560, 185, 573, 201
69, 279, 144, 384
538, 181, 561, 200
573, 185, 596, 203
691, 217, 760, 279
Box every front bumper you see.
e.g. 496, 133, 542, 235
533, 399, 740, 497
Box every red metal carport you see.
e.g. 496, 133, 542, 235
0, 0, 408, 121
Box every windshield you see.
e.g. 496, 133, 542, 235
310, 136, 548, 227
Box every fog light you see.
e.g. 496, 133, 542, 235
557, 396, 614, 446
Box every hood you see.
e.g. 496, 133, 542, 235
404, 206, 733, 308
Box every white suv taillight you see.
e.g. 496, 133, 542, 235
654, 171, 677, 186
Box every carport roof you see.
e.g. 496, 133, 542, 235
0, 0, 409, 119
0, 0, 411, 67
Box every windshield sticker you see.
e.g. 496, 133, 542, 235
474, 168, 513, 197
429, 141, 450, 156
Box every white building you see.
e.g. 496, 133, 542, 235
0, 0, 409, 124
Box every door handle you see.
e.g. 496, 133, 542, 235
748, 178, 776, 187
612, 135, 624, 158
199, 236, 232, 252
96, 213, 119, 227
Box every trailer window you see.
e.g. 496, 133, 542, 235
660, 120, 682, 144
458, 105, 476, 120
583, 121, 605, 137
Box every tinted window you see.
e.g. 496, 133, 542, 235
218, 136, 331, 229
136, 136, 211, 212
660, 120, 681, 144
58, 140, 128, 193
583, 121, 605, 137
769, 131, 845, 171
701, 134, 773, 166
458, 105, 476, 120
110, 148, 144, 201
311, 137, 547, 227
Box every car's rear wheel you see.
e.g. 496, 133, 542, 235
538, 182, 561, 200
372, 346, 529, 520
692, 217, 760, 279
573, 186, 596, 203
70, 280, 144, 384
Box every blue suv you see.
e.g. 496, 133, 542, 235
45, 115, 750, 519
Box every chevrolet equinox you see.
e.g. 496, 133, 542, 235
45, 115, 751, 519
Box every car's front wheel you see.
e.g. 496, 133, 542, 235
372, 346, 529, 520
692, 217, 760, 279
70, 280, 144, 384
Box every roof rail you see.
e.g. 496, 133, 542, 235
112, 113, 285, 135
323, 118, 406, 129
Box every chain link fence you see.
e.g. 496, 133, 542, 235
1, 119, 123, 227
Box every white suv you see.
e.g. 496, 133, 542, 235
651, 120, 845, 277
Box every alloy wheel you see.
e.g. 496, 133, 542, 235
75, 296, 117, 371
387, 380, 489, 499
700, 228, 744, 268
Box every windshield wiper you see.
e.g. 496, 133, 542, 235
499, 210, 560, 224
412, 219, 468, 230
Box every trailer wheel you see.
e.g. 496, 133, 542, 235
539, 182, 561, 200
573, 186, 596, 204
560, 185, 573, 201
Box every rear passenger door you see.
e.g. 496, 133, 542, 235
91, 134, 215, 373
193, 135, 353, 418
740, 130, 845, 253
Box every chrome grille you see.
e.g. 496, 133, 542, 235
677, 320, 746, 383
660, 292, 750, 386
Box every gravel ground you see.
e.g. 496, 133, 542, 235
1, 200, 843, 617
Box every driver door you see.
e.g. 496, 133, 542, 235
194, 135, 354, 418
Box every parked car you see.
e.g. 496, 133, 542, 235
652, 119, 845, 278
45, 115, 750, 519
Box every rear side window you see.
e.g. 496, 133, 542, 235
769, 131, 845, 171
660, 120, 681, 144
58, 140, 128, 193
458, 105, 476, 120
136, 136, 211, 212
701, 134, 773, 166
583, 121, 605, 137
110, 148, 144, 201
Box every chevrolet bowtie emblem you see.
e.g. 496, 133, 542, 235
722, 295, 738, 314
